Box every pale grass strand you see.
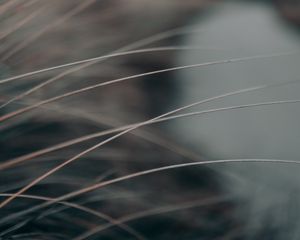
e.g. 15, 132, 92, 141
0, 194, 146, 240
1, 158, 300, 224
1, 97, 300, 209
0, 52, 295, 123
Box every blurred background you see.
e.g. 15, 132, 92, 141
0, 0, 300, 239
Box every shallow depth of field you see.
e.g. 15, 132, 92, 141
0, 1, 300, 239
